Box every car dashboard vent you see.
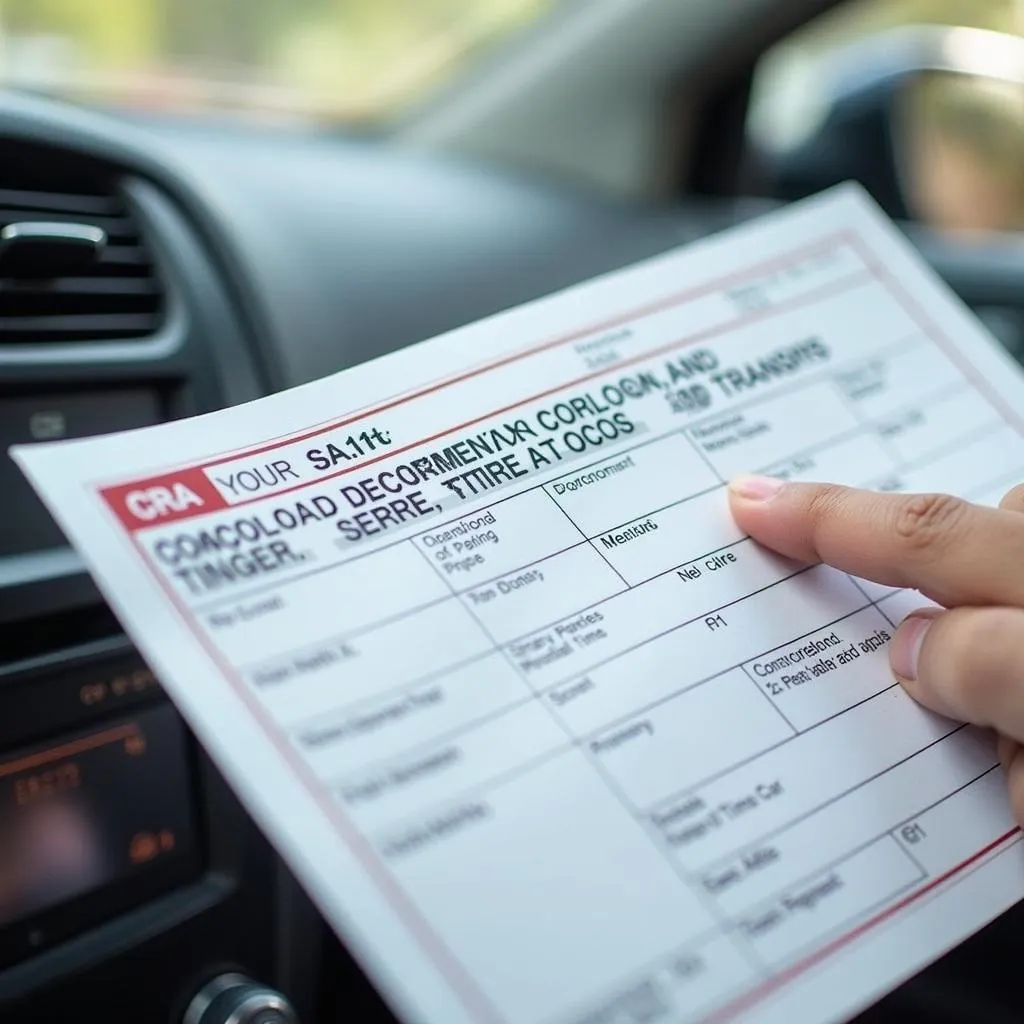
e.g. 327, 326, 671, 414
0, 142, 165, 344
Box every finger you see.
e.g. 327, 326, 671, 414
999, 483, 1024, 515
891, 605, 1024, 741
728, 476, 1024, 607
1004, 743, 1024, 827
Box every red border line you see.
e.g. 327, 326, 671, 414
843, 234, 1024, 437
705, 826, 1022, 1024
195, 233, 848, 470
106, 224, 1024, 1023
127, 530, 508, 1024
182, 268, 873, 512
696, 229, 1024, 1021
92, 231, 850, 497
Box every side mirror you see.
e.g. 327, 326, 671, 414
760, 26, 1024, 235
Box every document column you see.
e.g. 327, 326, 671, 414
391, 488, 743, 1024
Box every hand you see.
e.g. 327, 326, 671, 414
728, 475, 1024, 824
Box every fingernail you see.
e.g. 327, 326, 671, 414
891, 612, 936, 681
729, 475, 785, 501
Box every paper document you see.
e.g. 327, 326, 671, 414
14, 186, 1024, 1024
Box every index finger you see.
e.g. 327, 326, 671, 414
728, 475, 1024, 608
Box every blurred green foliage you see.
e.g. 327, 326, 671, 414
0, 0, 551, 118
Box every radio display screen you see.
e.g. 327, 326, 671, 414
0, 704, 199, 952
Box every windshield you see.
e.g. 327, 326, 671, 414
0, 0, 554, 125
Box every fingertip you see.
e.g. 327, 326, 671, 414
889, 610, 939, 682
727, 475, 822, 562
728, 477, 863, 565
727, 476, 787, 537
891, 608, 960, 721
999, 482, 1024, 515
728, 475, 787, 503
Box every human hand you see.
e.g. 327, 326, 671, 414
728, 475, 1024, 823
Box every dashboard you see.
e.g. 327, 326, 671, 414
2, 88, 1024, 1024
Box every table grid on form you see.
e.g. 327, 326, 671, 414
223, 334, 1023, 1023
112, 228, 1024, 1024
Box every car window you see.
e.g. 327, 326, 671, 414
0, 0, 557, 126
746, 0, 1024, 235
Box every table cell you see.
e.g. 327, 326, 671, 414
686, 382, 858, 480
587, 669, 792, 808
715, 241, 866, 313
139, 493, 422, 608
899, 424, 1024, 496
597, 488, 743, 586
875, 589, 940, 625
833, 340, 961, 421
379, 751, 717, 1024
250, 598, 492, 726
875, 387, 996, 466
855, 578, 902, 603
762, 432, 896, 489
891, 757, 1014, 880
697, 727, 995, 918
512, 562, 861, 693
543, 543, 800, 736
465, 545, 625, 644
291, 652, 530, 776
743, 607, 895, 731
655, 687, 957, 871
736, 836, 922, 967
337, 700, 569, 833
197, 540, 450, 664
544, 433, 720, 538
410, 488, 584, 588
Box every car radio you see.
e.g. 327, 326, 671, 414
0, 633, 315, 1024
0, 635, 203, 964
0, 700, 200, 967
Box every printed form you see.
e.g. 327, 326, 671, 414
14, 186, 1024, 1024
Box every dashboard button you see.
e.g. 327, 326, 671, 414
182, 973, 298, 1024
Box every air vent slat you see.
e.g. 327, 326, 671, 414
0, 187, 121, 216
2, 278, 158, 295
0, 144, 165, 344
1, 278, 161, 319
99, 246, 151, 266
0, 211, 138, 243
0, 313, 160, 343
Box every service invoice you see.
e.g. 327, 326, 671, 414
14, 185, 1024, 1024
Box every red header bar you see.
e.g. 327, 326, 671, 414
101, 468, 227, 531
